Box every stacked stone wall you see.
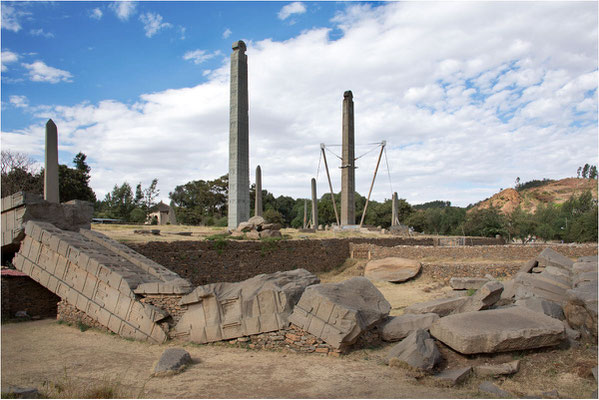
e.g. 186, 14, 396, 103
57, 300, 109, 332
1, 275, 60, 319
349, 243, 598, 262
128, 236, 502, 286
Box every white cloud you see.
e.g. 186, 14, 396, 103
22, 61, 73, 83
1, 50, 19, 72
183, 49, 222, 65
89, 8, 103, 20
278, 2, 306, 20
139, 12, 172, 38
223, 28, 232, 39
110, 1, 136, 21
1, 3, 30, 32
9, 95, 28, 108
1, 2, 596, 207
30, 28, 54, 38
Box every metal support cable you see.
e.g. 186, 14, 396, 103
383, 145, 394, 195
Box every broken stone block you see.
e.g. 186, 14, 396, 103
380, 313, 439, 342
175, 269, 319, 344
454, 281, 503, 314
478, 381, 511, 398
536, 247, 574, 270
513, 273, 569, 304
519, 259, 538, 274
434, 366, 472, 386
288, 277, 390, 349
364, 257, 421, 283
247, 215, 266, 229
153, 348, 192, 376
474, 360, 520, 377
429, 306, 565, 354
564, 282, 598, 340
403, 296, 468, 317
449, 277, 489, 290
386, 329, 441, 372
573, 271, 597, 288
0, 386, 39, 399
515, 297, 565, 320
573, 261, 598, 274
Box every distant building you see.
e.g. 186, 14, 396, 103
148, 202, 177, 225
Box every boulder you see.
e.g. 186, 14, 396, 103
259, 229, 282, 239
288, 277, 390, 349
364, 257, 421, 283
237, 222, 253, 232
536, 247, 574, 270
175, 269, 319, 343
386, 329, 441, 372
247, 215, 266, 229
404, 296, 468, 317
449, 277, 489, 290
515, 297, 565, 320
453, 281, 503, 314
380, 313, 439, 342
478, 381, 511, 398
474, 360, 520, 377
261, 223, 282, 231
578, 256, 598, 263
434, 367, 472, 386
153, 348, 192, 376
429, 306, 565, 354
246, 230, 260, 240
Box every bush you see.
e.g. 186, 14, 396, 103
129, 208, 146, 223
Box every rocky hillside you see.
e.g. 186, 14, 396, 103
471, 178, 598, 214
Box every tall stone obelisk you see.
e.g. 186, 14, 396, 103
341, 91, 355, 226
44, 119, 59, 203
255, 165, 262, 217
228, 40, 250, 229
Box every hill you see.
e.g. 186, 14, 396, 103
471, 178, 598, 214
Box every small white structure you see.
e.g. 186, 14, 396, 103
148, 202, 177, 225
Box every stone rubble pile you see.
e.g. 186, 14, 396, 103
230, 216, 282, 239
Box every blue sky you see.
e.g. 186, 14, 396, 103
2, 1, 597, 207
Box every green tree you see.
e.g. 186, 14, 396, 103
507, 206, 535, 243
99, 182, 135, 220
589, 165, 597, 180
460, 207, 507, 237
533, 203, 560, 242
582, 163, 590, 179
169, 174, 228, 225
58, 152, 96, 203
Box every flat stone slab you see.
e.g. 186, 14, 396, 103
429, 306, 565, 354
364, 257, 421, 283
289, 277, 390, 349
381, 313, 439, 342
1, 386, 39, 398
404, 296, 468, 317
153, 348, 192, 376
449, 277, 489, 290
474, 360, 520, 377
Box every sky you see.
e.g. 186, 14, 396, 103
1, 1, 597, 207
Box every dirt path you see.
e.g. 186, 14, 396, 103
2, 320, 475, 398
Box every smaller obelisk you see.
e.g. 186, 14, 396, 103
391, 192, 399, 226
255, 165, 262, 217
303, 199, 308, 229
311, 178, 318, 229
44, 119, 59, 203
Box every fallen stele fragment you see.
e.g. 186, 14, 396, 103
288, 277, 391, 349
174, 269, 319, 343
